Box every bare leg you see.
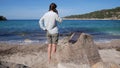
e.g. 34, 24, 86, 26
48, 44, 52, 63
52, 44, 57, 54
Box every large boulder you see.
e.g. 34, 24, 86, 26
56, 33, 102, 68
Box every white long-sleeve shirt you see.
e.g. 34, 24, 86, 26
39, 11, 62, 34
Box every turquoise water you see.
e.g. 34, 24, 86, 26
0, 20, 120, 43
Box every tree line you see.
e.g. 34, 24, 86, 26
65, 7, 120, 19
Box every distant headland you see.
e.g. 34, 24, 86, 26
0, 16, 7, 21
64, 7, 120, 20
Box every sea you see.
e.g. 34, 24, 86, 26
0, 20, 120, 44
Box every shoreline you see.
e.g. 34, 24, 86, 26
0, 35, 120, 44
0, 33, 120, 68
63, 18, 120, 20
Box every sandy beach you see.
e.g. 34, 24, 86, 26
0, 33, 120, 68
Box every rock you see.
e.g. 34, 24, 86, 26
58, 63, 90, 68
0, 61, 30, 68
96, 39, 120, 49
92, 62, 120, 68
99, 49, 120, 65
0, 44, 48, 68
0, 16, 7, 21
56, 33, 102, 67
110, 39, 120, 48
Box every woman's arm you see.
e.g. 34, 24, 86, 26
39, 16, 46, 30
55, 14, 62, 23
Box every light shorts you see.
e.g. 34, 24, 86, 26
46, 32, 59, 44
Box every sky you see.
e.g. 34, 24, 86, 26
0, 0, 120, 19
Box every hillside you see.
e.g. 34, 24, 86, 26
0, 16, 7, 21
64, 7, 120, 20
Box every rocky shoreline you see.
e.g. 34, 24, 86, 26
0, 33, 120, 68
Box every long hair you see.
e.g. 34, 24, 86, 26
49, 3, 58, 14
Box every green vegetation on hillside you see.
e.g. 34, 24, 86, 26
65, 7, 120, 19
0, 16, 7, 21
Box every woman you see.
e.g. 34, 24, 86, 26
39, 3, 62, 63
